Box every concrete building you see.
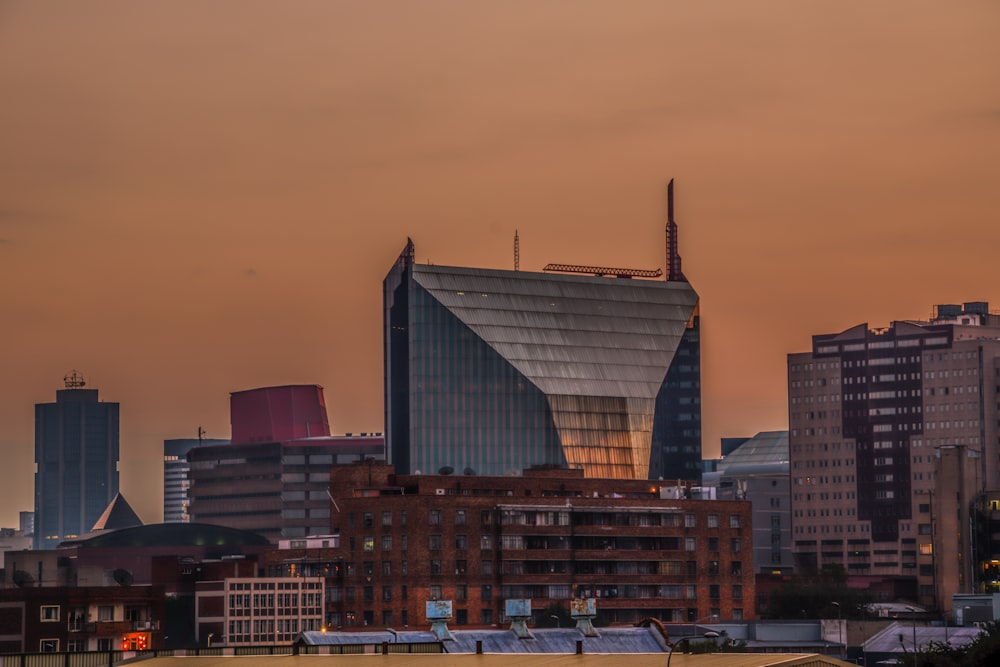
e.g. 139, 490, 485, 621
195, 577, 324, 646
787, 301, 1000, 610
34, 372, 119, 550
702, 432, 793, 575
384, 188, 702, 482
164, 437, 230, 523
187, 385, 383, 541
264, 463, 753, 629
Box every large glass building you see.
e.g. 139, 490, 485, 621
384, 239, 701, 481
34, 372, 119, 549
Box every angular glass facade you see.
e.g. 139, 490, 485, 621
384, 241, 701, 480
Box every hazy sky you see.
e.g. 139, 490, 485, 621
1, 1, 997, 527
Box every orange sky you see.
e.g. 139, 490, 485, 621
1, 1, 998, 528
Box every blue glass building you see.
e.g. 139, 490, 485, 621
34, 374, 119, 549
384, 240, 701, 480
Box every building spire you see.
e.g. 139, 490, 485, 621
666, 179, 685, 282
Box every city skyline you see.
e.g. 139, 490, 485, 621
1, 2, 998, 527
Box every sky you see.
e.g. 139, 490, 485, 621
1, 1, 998, 528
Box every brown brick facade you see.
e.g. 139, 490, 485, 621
264, 463, 754, 628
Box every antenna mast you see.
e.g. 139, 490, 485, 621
666, 179, 685, 281
514, 230, 520, 271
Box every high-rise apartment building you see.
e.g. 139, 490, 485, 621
788, 302, 1000, 609
164, 437, 230, 523
384, 185, 701, 481
34, 372, 119, 549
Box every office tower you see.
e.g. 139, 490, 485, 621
164, 436, 230, 523
33, 371, 119, 549
187, 385, 383, 541
701, 431, 794, 575
787, 302, 1000, 609
384, 185, 701, 481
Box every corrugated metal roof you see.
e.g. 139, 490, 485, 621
140, 653, 856, 667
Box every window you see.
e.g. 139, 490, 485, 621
455, 534, 468, 550
98, 606, 114, 621
481, 560, 493, 575
731, 538, 742, 553
382, 561, 392, 576
430, 560, 442, 575
401, 535, 408, 551
401, 560, 408, 576
456, 584, 468, 601
480, 510, 493, 525
708, 537, 720, 552
685, 514, 696, 528
67, 640, 85, 653
429, 534, 442, 550
362, 512, 373, 528
430, 585, 442, 600
40, 606, 60, 622
481, 609, 493, 625
455, 510, 466, 526
401, 510, 407, 527
730, 515, 742, 529
363, 536, 375, 552
429, 510, 442, 525
481, 584, 493, 601
707, 514, 719, 528
456, 559, 467, 574
40, 640, 59, 653
382, 586, 392, 602
685, 537, 696, 551
382, 535, 392, 551
382, 511, 392, 526
481, 535, 493, 550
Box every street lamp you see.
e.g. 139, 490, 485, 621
666, 631, 720, 667
904, 606, 918, 667
831, 601, 843, 660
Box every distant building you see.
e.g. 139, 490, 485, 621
264, 463, 753, 629
34, 372, 119, 550
187, 384, 383, 541
164, 437, 230, 523
702, 431, 793, 575
788, 302, 1000, 610
385, 202, 702, 483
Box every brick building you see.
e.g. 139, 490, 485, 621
0, 585, 165, 653
264, 463, 753, 628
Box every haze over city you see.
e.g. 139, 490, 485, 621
1, 1, 997, 528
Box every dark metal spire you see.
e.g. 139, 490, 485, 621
666, 179, 685, 282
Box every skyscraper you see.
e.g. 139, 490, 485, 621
34, 371, 120, 549
788, 302, 1000, 609
384, 186, 701, 480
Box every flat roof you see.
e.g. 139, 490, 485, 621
141, 654, 853, 667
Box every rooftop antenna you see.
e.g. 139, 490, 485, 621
64, 370, 86, 389
666, 179, 685, 282
198, 426, 206, 445
514, 229, 520, 271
